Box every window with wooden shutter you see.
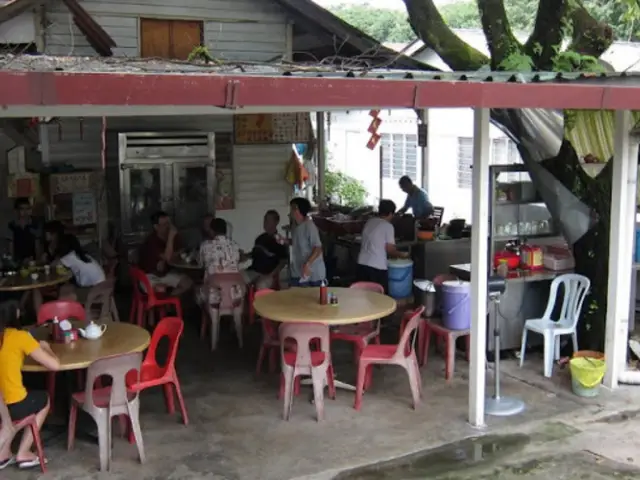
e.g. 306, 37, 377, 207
140, 18, 203, 60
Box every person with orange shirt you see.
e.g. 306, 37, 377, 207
0, 304, 60, 470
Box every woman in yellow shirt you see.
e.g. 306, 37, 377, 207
0, 305, 60, 470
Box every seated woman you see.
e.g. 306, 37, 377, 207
196, 218, 245, 307
55, 234, 106, 303
42, 221, 65, 264
0, 303, 60, 470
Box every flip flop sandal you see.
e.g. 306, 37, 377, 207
18, 457, 48, 469
0, 457, 15, 470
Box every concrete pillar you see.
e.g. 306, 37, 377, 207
469, 108, 491, 427
604, 110, 637, 388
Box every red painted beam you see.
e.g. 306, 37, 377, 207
0, 70, 638, 111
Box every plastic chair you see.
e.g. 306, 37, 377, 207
200, 273, 245, 350
519, 273, 590, 378
125, 317, 189, 426
354, 306, 425, 411
279, 323, 336, 421
0, 395, 47, 473
67, 352, 145, 472
129, 266, 182, 328
419, 317, 470, 381
85, 279, 120, 322
37, 300, 86, 404
330, 282, 384, 363
254, 289, 279, 375
248, 275, 281, 325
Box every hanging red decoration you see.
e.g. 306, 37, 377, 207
366, 133, 381, 150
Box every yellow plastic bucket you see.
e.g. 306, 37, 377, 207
569, 351, 605, 397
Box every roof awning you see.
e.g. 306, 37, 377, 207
1, 68, 640, 118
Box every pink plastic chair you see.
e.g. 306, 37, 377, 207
37, 300, 87, 405
354, 306, 425, 411
0, 394, 47, 473
279, 323, 336, 421
200, 273, 246, 350
68, 352, 145, 472
330, 282, 384, 363
254, 289, 279, 375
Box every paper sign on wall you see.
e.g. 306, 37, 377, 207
72, 192, 96, 226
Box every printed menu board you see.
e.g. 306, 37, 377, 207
234, 113, 312, 144
72, 192, 96, 226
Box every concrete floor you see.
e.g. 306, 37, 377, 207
6, 317, 633, 480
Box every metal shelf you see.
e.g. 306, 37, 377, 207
495, 200, 546, 206
492, 232, 558, 242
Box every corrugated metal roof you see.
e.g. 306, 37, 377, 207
1, 54, 638, 87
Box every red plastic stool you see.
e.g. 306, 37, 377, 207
419, 317, 470, 381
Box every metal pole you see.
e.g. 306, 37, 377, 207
316, 112, 326, 203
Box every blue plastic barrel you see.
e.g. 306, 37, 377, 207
441, 280, 471, 330
388, 259, 413, 299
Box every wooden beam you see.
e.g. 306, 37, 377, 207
0, 120, 38, 149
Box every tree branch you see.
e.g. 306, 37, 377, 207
477, 0, 521, 68
567, 1, 614, 57
402, 0, 488, 71
524, 0, 568, 70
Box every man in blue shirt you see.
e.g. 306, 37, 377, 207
397, 176, 434, 218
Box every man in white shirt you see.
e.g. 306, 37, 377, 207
357, 200, 409, 292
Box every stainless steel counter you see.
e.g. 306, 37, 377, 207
449, 263, 571, 351
450, 264, 571, 283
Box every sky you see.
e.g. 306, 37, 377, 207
314, 0, 458, 9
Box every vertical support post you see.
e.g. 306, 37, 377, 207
417, 109, 429, 191
604, 110, 634, 388
469, 108, 490, 427
316, 112, 326, 203
39, 122, 50, 167
379, 145, 384, 202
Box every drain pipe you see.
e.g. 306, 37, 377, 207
617, 339, 640, 384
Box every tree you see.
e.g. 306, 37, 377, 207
438, 0, 639, 40
401, 0, 639, 349
328, 4, 416, 43
325, 167, 368, 207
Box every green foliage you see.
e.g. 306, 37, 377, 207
439, 0, 640, 40
324, 167, 368, 207
328, 4, 416, 43
187, 45, 217, 64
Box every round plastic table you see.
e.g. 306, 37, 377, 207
253, 287, 397, 325
23, 321, 151, 372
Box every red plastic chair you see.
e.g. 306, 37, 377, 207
37, 300, 86, 404
125, 316, 189, 426
37, 299, 86, 325
248, 274, 281, 325
0, 395, 47, 473
330, 282, 384, 363
128, 267, 182, 328
354, 306, 425, 411
254, 289, 279, 375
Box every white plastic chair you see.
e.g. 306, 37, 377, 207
519, 273, 590, 378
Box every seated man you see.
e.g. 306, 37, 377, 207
243, 210, 288, 290
138, 211, 193, 295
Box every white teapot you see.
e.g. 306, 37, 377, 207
79, 321, 107, 340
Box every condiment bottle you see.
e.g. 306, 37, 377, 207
497, 259, 509, 278
52, 316, 61, 342
319, 280, 328, 305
